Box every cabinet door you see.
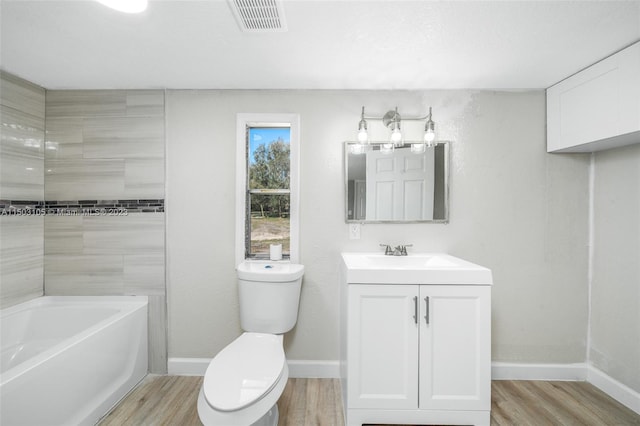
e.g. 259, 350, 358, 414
547, 41, 640, 152
419, 285, 491, 411
348, 284, 418, 409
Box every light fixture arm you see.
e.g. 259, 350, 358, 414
363, 110, 432, 122
356, 106, 436, 147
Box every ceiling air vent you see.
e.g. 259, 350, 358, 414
228, 0, 287, 33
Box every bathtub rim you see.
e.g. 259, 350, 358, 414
1, 295, 148, 386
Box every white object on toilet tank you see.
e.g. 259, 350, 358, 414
237, 262, 304, 334
269, 244, 283, 260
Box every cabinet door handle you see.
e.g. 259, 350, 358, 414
424, 296, 430, 324
413, 296, 418, 324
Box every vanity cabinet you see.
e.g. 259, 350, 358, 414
345, 284, 491, 425
340, 252, 493, 426
547, 41, 640, 153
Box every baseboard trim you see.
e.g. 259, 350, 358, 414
168, 357, 340, 379
287, 360, 340, 378
168, 357, 210, 376
587, 365, 640, 415
491, 362, 588, 381
491, 362, 640, 415
168, 358, 639, 414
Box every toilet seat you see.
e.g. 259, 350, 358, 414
203, 332, 285, 412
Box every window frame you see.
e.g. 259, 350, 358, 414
235, 113, 300, 265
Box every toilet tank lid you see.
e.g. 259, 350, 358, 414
237, 261, 304, 282
203, 332, 285, 412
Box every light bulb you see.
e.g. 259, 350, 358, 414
424, 128, 435, 143
424, 106, 436, 146
357, 128, 368, 142
390, 127, 402, 144
357, 106, 369, 143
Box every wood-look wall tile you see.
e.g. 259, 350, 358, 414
46, 90, 127, 118
0, 216, 44, 308
0, 71, 45, 119
1, 104, 45, 200
124, 159, 165, 198
44, 159, 125, 200
1, 105, 45, 154
124, 254, 165, 296
126, 92, 165, 117
147, 294, 168, 374
44, 117, 84, 159
0, 153, 44, 200
44, 216, 83, 255
82, 213, 164, 255
44, 254, 124, 295
83, 116, 164, 159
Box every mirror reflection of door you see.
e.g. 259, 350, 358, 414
365, 148, 435, 221
354, 180, 366, 220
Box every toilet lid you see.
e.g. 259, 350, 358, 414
203, 332, 285, 412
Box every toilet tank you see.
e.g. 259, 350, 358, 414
237, 262, 304, 334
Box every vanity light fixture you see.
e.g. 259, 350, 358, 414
96, 0, 148, 13
383, 107, 403, 146
424, 107, 436, 147
350, 107, 370, 155
357, 105, 437, 150
357, 106, 369, 143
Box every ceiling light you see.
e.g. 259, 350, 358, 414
96, 0, 148, 14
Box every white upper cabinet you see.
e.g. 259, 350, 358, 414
547, 41, 640, 153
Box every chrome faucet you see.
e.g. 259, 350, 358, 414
380, 244, 412, 256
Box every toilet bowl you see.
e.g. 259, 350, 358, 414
197, 333, 288, 426
197, 262, 304, 426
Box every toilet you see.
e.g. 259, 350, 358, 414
197, 261, 304, 426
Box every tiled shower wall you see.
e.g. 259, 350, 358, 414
0, 71, 167, 373
0, 72, 45, 308
44, 89, 167, 373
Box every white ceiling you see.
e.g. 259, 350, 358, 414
1, 0, 639, 90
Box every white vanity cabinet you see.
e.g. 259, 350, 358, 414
340, 253, 493, 426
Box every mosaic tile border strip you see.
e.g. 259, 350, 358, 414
0, 199, 164, 216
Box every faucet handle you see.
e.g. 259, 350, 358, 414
400, 244, 413, 256
380, 244, 393, 255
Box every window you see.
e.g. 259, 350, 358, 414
247, 126, 290, 258
236, 114, 299, 264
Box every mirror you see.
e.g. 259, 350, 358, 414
345, 141, 449, 223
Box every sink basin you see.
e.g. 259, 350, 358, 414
341, 252, 492, 285
356, 254, 461, 268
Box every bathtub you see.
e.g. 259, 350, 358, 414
0, 296, 148, 426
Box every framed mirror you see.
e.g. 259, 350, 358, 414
345, 141, 449, 223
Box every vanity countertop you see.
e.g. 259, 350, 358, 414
341, 252, 493, 285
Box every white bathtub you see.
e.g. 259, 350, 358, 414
0, 296, 148, 426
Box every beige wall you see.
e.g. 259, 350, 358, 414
591, 143, 640, 392
166, 89, 591, 364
